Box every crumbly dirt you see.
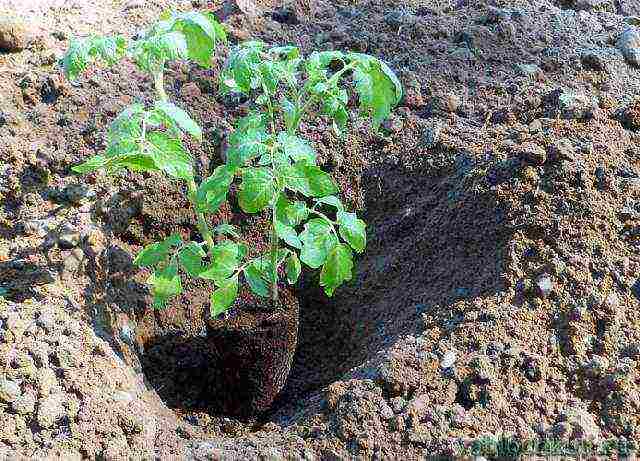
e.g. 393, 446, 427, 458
2, 0, 640, 458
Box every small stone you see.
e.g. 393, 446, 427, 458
62, 248, 85, 275
557, 90, 595, 119
519, 142, 547, 166
535, 273, 553, 298
64, 184, 92, 204
0, 16, 30, 51
58, 228, 81, 249
0, 379, 21, 403
617, 26, 640, 67
37, 368, 58, 397
515, 63, 543, 79
38, 393, 65, 428
443, 93, 461, 113
528, 119, 543, 132
549, 138, 576, 162
440, 350, 457, 369
604, 292, 620, 311
421, 122, 442, 149
582, 355, 609, 377
12, 392, 36, 415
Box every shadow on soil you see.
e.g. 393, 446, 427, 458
280, 157, 509, 400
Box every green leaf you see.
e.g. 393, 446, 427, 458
89, 35, 128, 65
286, 201, 309, 226
275, 219, 302, 249
111, 153, 159, 172
200, 241, 239, 284
299, 218, 338, 268
337, 211, 367, 253
226, 114, 269, 166
315, 195, 344, 212
62, 38, 91, 81
172, 11, 226, 68
278, 132, 317, 164
154, 100, 202, 140
213, 223, 240, 239
195, 164, 236, 213
62, 35, 127, 81
146, 132, 194, 181
105, 104, 145, 157
179, 242, 206, 277
148, 263, 182, 309
350, 55, 403, 130
285, 253, 301, 285
134, 233, 182, 267
320, 243, 353, 296
72, 155, 107, 174
282, 98, 299, 132
210, 274, 238, 317
279, 162, 338, 198
220, 41, 265, 94
244, 262, 269, 298
238, 167, 275, 213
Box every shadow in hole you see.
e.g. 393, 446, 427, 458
279, 155, 510, 399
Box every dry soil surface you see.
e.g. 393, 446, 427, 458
3, 0, 640, 459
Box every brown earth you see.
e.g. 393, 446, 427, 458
2, 0, 640, 458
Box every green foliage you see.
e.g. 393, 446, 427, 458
64, 11, 401, 317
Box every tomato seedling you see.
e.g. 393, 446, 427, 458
62, 12, 402, 317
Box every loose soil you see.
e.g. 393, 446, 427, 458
2, 0, 640, 458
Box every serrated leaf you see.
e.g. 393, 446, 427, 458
154, 100, 202, 140
286, 201, 309, 226
195, 164, 236, 213
105, 104, 145, 157
337, 211, 367, 253
238, 167, 275, 213
320, 243, 353, 296
277, 132, 317, 164
210, 274, 238, 317
62, 38, 91, 81
148, 263, 182, 309
146, 131, 193, 181
172, 11, 226, 68
299, 218, 338, 268
350, 55, 403, 130
220, 41, 265, 94
89, 35, 128, 65
179, 242, 206, 277
134, 233, 182, 267
275, 219, 302, 249
72, 155, 108, 174
200, 241, 239, 284
244, 263, 269, 298
285, 253, 301, 284
279, 162, 338, 198
226, 113, 269, 166
315, 195, 344, 211
62, 35, 127, 81
213, 223, 240, 239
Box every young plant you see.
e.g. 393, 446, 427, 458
62, 12, 402, 318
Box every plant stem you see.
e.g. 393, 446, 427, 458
263, 83, 280, 305
187, 179, 216, 260
153, 69, 169, 102
153, 66, 216, 260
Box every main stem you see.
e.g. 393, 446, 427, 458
263, 86, 280, 305
154, 68, 216, 260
